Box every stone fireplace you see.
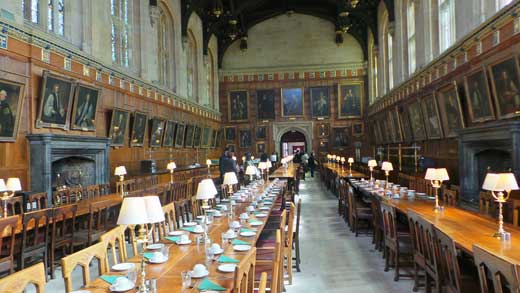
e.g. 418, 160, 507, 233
27, 134, 110, 205
457, 121, 520, 209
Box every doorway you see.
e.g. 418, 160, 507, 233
280, 130, 307, 157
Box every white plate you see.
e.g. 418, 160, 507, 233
168, 231, 184, 236
192, 229, 204, 234
259, 207, 270, 211
233, 245, 251, 251
176, 240, 192, 245
191, 270, 209, 279
249, 221, 263, 227
224, 233, 237, 239
111, 263, 134, 271
240, 231, 256, 237
212, 248, 224, 255
218, 264, 237, 273
147, 257, 168, 264
183, 222, 197, 227
109, 282, 135, 292
196, 215, 205, 220
255, 213, 267, 218
146, 243, 164, 250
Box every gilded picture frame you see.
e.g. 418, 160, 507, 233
436, 82, 465, 138
488, 56, 520, 119
463, 67, 495, 123
281, 88, 304, 117
108, 108, 130, 147
338, 81, 363, 119
36, 71, 75, 130
70, 83, 100, 131
228, 90, 249, 122
0, 78, 25, 142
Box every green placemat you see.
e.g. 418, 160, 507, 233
198, 278, 226, 291
100, 275, 118, 284
218, 255, 239, 263
165, 236, 180, 242
240, 228, 255, 233
182, 227, 195, 232
232, 239, 250, 245
143, 252, 155, 259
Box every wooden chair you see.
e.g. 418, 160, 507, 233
0, 262, 46, 293
3, 196, 23, 216
190, 196, 203, 218
473, 244, 520, 293
135, 178, 146, 190
338, 179, 347, 218
52, 189, 71, 206
85, 185, 101, 199
258, 272, 267, 293
161, 202, 177, 235
480, 191, 493, 216
347, 186, 372, 236
19, 208, 52, 275
293, 198, 302, 273
371, 195, 384, 252
443, 189, 458, 206
50, 204, 77, 279
284, 202, 296, 284
100, 226, 127, 268
68, 186, 84, 202
175, 199, 192, 225
87, 200, 116, 245
123, 225, 139, 258
255, 230, 282, 293
233, 247, 257, 293
26, 192, 48, 212
0, 215, 19, 276
407, 210, 439, 292
380, 201, 412, 281
99, 183, 111, 195
61, 241, 108, 292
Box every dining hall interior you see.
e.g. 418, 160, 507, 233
0, 0, 519, 292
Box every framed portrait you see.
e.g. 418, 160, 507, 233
256, 142, 266, 154
71, 84, 100, 131
408, 101, 427, 141
488, 57, 520, 119
226, 144, 236, 153
463, 68, 495, 122
36, 71, 75, 130
201, 127, 210, 148
352, 122, 364, 137
130, 111, 147, 147
108, 108, 130, 147
281, 88, 304, 117
207, 129, 214, 148
256, 89, 276, 120
420, 95, 443, 139
225, 126, 236, 141
390, 108, 403, 143
0, 78, 24, 142
193, 126, 202, 148
318, 140, 329, 153
228, 90, 249, 122
162, 120, 176, 147
372, 122, 382, 145
332, 127, 350, 148
317, 123, 330, 138
184, 124, 194, 148
212, 129, 220, 148
397, 105, 413, 142
149, 118, 165, 148
436, 82, 465, 138
338, 81, 363, 119
239, 129, 252, 148
256, 126, 267, 140
378, 116, 390, 144
175, 122, 186, 148
386, 113, 398, 143
310, 86, 330, 118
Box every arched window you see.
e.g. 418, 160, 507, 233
187, 30, 198, 102
47, 0, 65, 36
111, 0, 131, 67
387, 31, 394, 90
407, 1, 416, 74
439, 0, 455, 52
497, 0, 513, 10
207, 48, 216, 108
157, 4, 174, 89
22, 0, 40, 23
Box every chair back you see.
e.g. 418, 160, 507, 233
53, 189, 71, 206
346, 186, 355, 225
100, 226, 127, 268
88, 200, 113, 244
20, 208, 52, 269
99, 183, 111, 195
61, 241, 107, 292
380, 200, 397, 246
433, 226, 462, 293
407, 210, 438, 277
443, 189, 457, 206
0, 262, 46, 293
85, 185, 101, 200
175, 199, 192, 225
0, 215, 19, 275
68, 186, 84, 202
52, 204, 77, 245
294, 199, 302, 242
286, 203, 296, 248
272, 229, 283, 293
161, 202, 177, 235
278, 210, 287, 250
190, 196, 202, 218
232, 247, 257, 293
26, 192, 48, 212
480, 191, 493, 215
4, 196, 23, 216
473, 244, 520, 293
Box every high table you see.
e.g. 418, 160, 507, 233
351, 180, 520, 263
322, 163, 366, 179
84, 180, 286, 292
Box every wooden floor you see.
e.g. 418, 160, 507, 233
287, 174, 417, 293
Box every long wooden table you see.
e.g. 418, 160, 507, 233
269, 163, 298, 180
351, 180, 520, 263
322, 163, 367, 179
84, 181, 286, 292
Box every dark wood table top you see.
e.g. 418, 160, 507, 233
269, 163, 299, 179
322, 163, 367, 179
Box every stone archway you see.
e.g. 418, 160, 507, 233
272, 121, 313, 157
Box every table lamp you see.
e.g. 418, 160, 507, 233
242, 156, 246, 164
381, 162, 393, 189
1, 178, 21, 218
368, 160, 377, 181
245, 165, 257, 181
332, 155, 336, 164
114, 166, 127, 197
482, 172, 519, 238
117, 195, 165, 293
425, 168, 449, 211
223, 172, 238, 197
258, 162, 268, 179
196, 178, 217, 209
166, 161, 176, 183
340, 157, 346, 165
206, 159, 212, 177
348, 157, 354, 176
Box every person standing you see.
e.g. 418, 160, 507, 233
308, 152, 317, 177
0, 90, 14, 137
219, 147, 230, 182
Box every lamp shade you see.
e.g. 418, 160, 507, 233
114, 166, 127, 176
332, 155, 336, 160
425, 168, 450, 181
341, 157, 345, 163
6, 178, 21, 191
258, 162, 268, 170
166, 162, 177, 171
381, 162, 393, 171
0, 179, 6, 192
206, 159, 212, 166
223, 172, 238, 185
245, 165, 257, 175
266, 160, 272, 168
483, 173, 519, 191
196, 179, 217, 200
368, 160, 377, 167
348, 157, 354, 163
117, 197, 149, 225
232, 156, 237, 161
424, 168, 437, 180
144, 196, 165, 223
